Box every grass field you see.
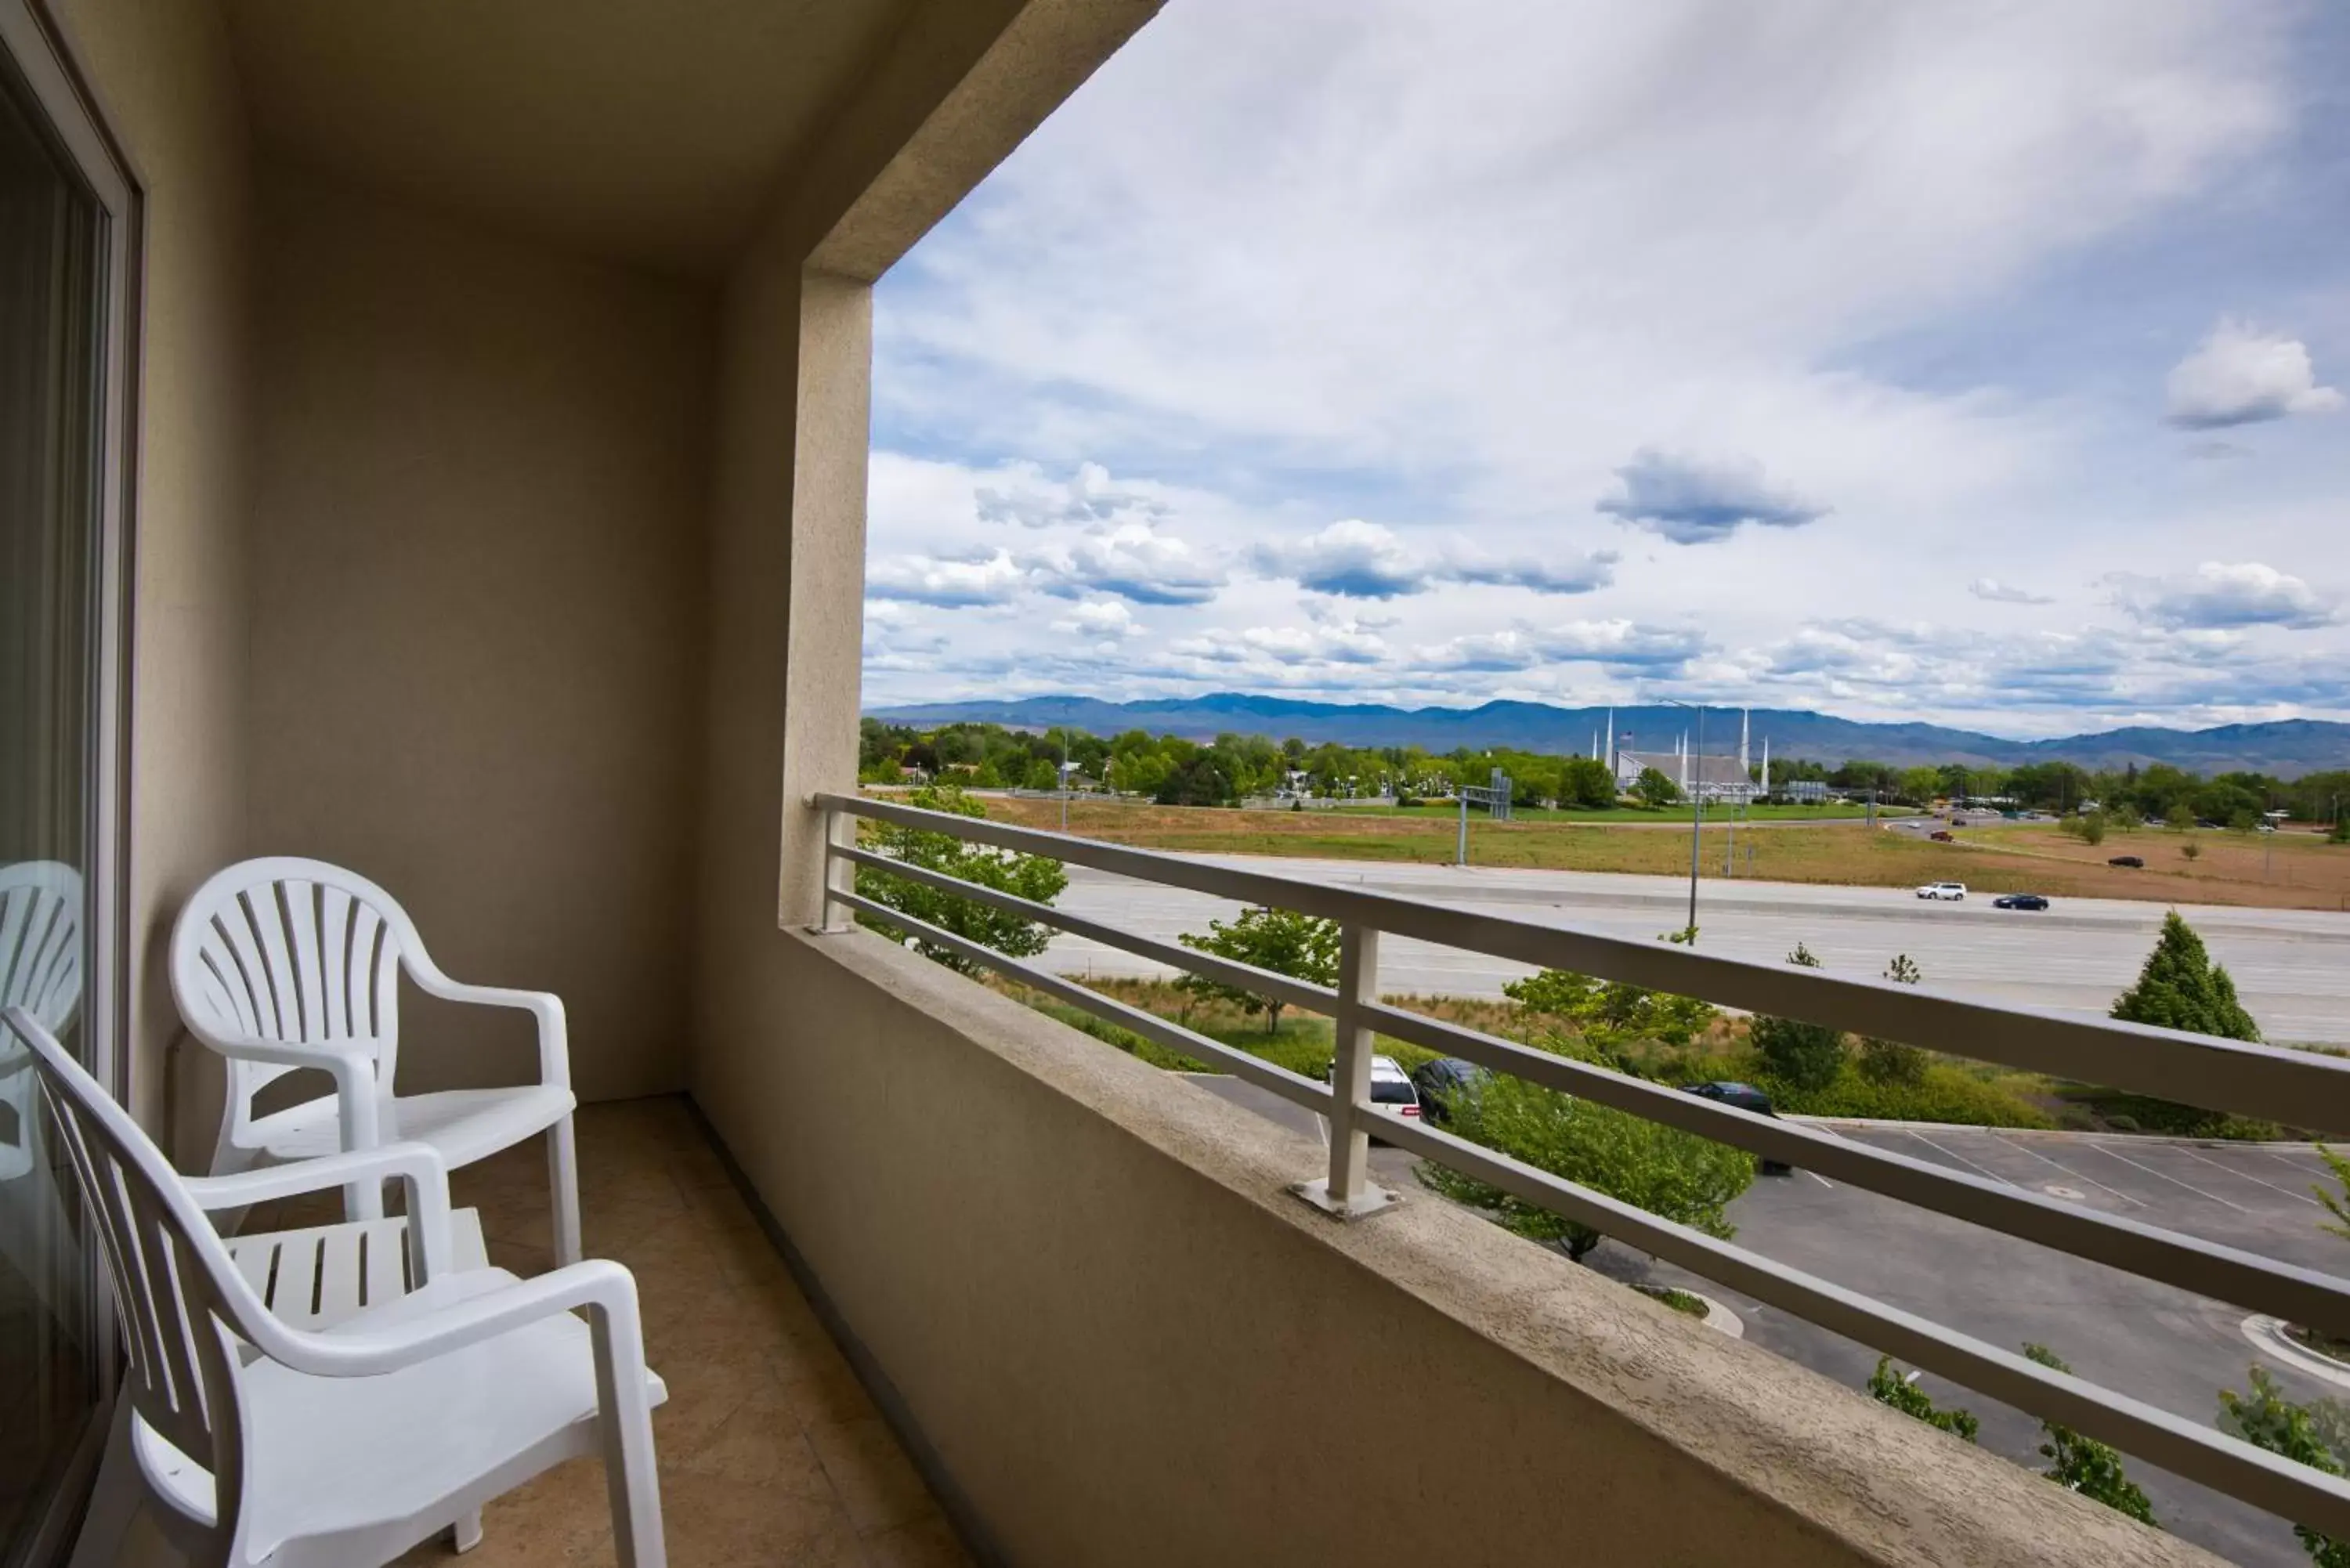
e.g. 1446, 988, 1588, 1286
981, 796, 2350, 910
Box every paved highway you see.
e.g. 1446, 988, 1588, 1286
1039, 856, 2350, 1043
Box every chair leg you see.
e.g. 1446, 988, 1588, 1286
70, 1396, 143, 1568
448, 1509, 484, 1553
548, 1116, 583, 1267
589, 1307, 666, 1568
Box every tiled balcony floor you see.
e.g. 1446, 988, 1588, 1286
252, 1096, 967, 1568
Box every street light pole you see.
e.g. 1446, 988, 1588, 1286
1663, 699, 1703, 938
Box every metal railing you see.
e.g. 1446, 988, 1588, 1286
813, 789, 2350, 1537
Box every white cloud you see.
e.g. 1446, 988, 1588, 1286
866, 550, 1027, 607
1033, 522, 1225, 605
1250, 518, 1618, 598
1050, 600, 1145, 639
1594, 450, 1828, 544
2109, 561, 2336, 630
1170, 619, 1391, 667
2164, 319, 2344, 428
1417, 619, 1708, 674
1968, 577, 2054, 605
977, 460, 1168, 529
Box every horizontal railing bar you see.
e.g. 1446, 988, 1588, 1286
826, 888, 1334, 1117
834, 844, 1339, 1019
841, 832, 2350, 1340
1375, 1109, 2350, 1541
1361, 1000, 2350, 1343
816, 793, 2350, 1135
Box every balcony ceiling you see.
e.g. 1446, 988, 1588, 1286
220, 0, 921, 275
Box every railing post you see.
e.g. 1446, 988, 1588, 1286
1297, 921, 1397, 1218
810, 799, 857, 934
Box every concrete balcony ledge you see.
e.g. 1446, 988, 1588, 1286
696, 929, 2222, 1568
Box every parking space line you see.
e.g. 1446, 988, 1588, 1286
2265, 1150, 2330, 1178
1986, 1132, 2146, 1208
1904, 1129, 2014, 1187
2177, 1147, 2319, 1207
2087, 1142, 2245, 1211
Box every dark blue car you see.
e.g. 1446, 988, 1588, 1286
1685, 1081, 1791, 1175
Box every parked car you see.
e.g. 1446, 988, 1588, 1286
1992, 893, 2049, 910
1685, 1082, 1791, 1175
1409, 1057, 1488, 1125
1914, 881, 1967, 900
2108, 855, 2145, 869
1327, 1054, 1423, 1126
1928, 829, 1954, 843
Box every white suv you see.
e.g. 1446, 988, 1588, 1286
1915, 881, 1967, 901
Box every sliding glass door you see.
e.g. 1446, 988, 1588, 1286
0, 9, 125, 1563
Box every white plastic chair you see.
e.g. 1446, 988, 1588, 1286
5, 1006, 667, 1568
2, 860, 82, 1180
172, 858, 581, 1264
2, 862, 85, 1320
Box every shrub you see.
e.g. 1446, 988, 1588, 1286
1857, 955, 1929, 1086
2023, 1344, 2156, 1525
1417, 1070, 1755, 1263
1777, 1061, 2052, 1128
1749, 942, 1846, 1091
2219, 1367, 2350, 1565
2061, 813, 2108, 846
1867, 1358, 1978, 1440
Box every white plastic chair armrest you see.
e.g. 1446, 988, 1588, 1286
402, 963, 570, 1092
182, 1140, 457, 1281
203, 1036, 383, 1148
276, 1258, 643, 1378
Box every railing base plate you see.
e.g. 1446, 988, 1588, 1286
1291, 1178, 1399, 1219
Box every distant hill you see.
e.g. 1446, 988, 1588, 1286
862, 694, 2350, 778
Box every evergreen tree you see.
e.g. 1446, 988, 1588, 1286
2110, 911, 2261, 1042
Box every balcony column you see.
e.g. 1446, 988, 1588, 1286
776, 270, 874, 930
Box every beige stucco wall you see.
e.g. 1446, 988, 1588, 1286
701, 931, 2218, 1568
50, 0, 256, 1151
242, 167, 715, 1103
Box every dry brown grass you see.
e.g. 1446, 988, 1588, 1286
979, 796, 2350, 911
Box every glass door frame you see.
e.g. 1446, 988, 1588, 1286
0, 2, 137, 1562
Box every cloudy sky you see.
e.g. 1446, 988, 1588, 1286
862, 0, 2349, 738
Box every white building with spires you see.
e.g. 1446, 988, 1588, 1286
1599, 706, 1766, 804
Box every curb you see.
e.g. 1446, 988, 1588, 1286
2243, 1315, 2350, 1391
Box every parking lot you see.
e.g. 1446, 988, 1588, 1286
1187, 1076, 2349, 1568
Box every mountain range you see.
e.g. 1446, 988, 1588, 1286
863, 693, 2350, 778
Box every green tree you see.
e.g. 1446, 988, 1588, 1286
1560, 755, 1619, 809
1749, 943, 1846, 1092
2110, 911, 2261, 1042
1155, 754, 1234, 807
1503, 969, 1718, 1057
1177, 906, 1340, 1034
2219, 1367, 2350, 1566
854, 784, 1068, 975
1899, 766, 1943, 805
1633, 767, 1680, 808
1866, 1358, 1979, 1441
2334, 814, 2350, 845
1856, 955, 1929, 1086
2060, 813, 2108, 846
2020, 1345, 2156, 1525
1418, 1067, 1754, 1262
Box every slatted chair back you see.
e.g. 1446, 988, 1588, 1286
6, 1004, 277, 1555
172, 858, 422, 1153
1, 862, 81, 1180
